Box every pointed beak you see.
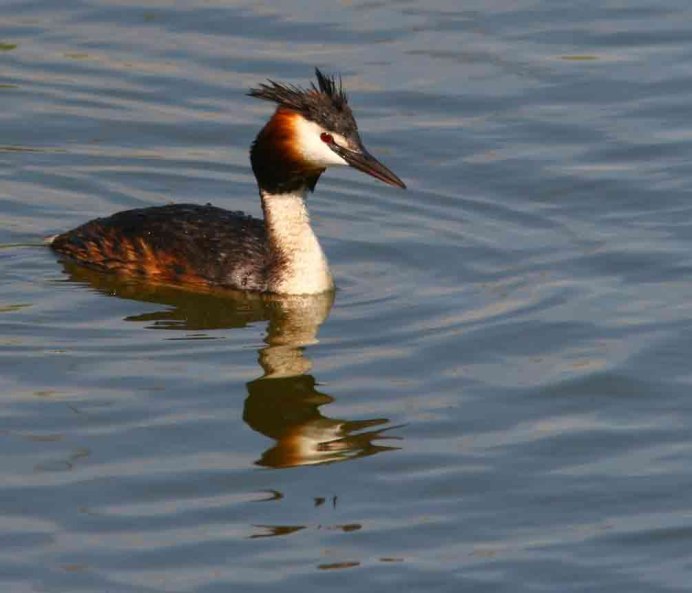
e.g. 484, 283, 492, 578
329, 142, 406, 189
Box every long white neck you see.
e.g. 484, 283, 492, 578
261, 190, 334, 295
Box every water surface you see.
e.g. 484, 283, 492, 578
3, 1, 692, 591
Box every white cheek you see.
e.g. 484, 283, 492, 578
293, 118, 348, 167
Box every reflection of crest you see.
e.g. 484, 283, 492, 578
58, 260, 401, 468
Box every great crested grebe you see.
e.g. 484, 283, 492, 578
50, 69, 406, 295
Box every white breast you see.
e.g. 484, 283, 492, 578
262, 192, 334, 295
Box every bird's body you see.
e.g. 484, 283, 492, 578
50, 69, 405, 295
51, 203, 275, 292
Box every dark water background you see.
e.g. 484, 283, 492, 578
3, 1, 692, 591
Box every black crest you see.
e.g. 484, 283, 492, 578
248, 68, 357, 136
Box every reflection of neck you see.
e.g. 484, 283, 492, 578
259, 343, 312, 378
258, 293, 333, 378
262, 191, 333, 295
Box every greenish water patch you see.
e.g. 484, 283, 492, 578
0, 303, 31, 313
0, 145, 65, 153
560, 54, 599, 60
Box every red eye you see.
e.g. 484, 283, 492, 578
320, 132, 334, 144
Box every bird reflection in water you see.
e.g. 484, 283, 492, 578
59, 262, 401, 468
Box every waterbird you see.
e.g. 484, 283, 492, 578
50, 68, 406, 295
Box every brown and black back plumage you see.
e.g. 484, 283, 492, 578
51, 204, 279, 292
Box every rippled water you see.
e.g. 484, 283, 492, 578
4, 1, 692, 591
